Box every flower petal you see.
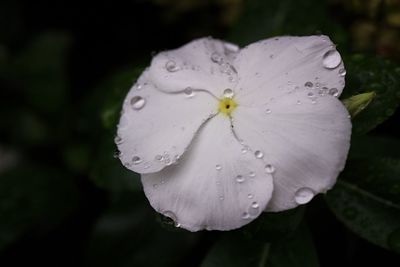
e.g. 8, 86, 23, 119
233, 35, 346, 106
141, 115, 274, 231
148, 37, 239, 97
232, 90, 351, 211
116, 70, 217, 174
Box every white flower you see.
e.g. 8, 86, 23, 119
115, 36, 351, 232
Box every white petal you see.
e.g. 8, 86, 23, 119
233, 35, 346, 106
116, 70, 217, 174
141, 115, 274, 231
148, 37, 239, 97
232, 90, 351, 211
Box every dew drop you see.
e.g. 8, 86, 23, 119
265, 109, 271, 114
114, 136, 123, 145
254, 150, 264, 159
224, 42, 239, 53
165, 60, 179, 72
307, 92, 314, 97
247, 194, 254, 199
236, 175, 245, 183
249, 171, 256, 178
216, 164, 222, 170
155, 154, 163, 161
113, 150, 121, 159
184, 87, 194, 97
296, 100, 302, 105
223, 88, 234, 98
294, 187, 315, 204
242, 212, 251, 219
211, 52, 223, 64
248, 202, 260, 216
241, 147, 249, 154
162, 210, 179, 227
322, 49, 342, 69
311, 99, 317, 104
219, 196, 225, 201
153, 183, 158, 189
339, 68, 346, 76
328, 88, 339, 97
130, 96, 146, 110
132, 156, 142, 165
304, 81, 313, 88
265, 164, 275, 174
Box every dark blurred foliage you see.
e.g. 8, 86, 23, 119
1, 0, 400, 266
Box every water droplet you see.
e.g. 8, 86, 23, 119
224, 42, 239, 53
153, 183, 158, 188
304, 81, 313, 87
113, 150, 121, 158
219, 196, 224, 201
165, 158, 172, 166
311, 99, 317, 104
296, 100, 302, 105
144, 162, 151, 169
114, 136, 123, 145
216, 164, 222, 170
254, 150, 264, 159
184, 87, 194, 97
130, 96, 146, 110
155, 154, 163, 161
247, 194, 254, 199
223, 88, 234, 98
338, 68, 346, 76
242, 212, 251, 219
249, 171, 256, 178
211, 52, 223, 64
132, 156, 142, 164
165, 60, 179, 72
248, 202, 260, 216
265, 109, 271, 114
307, 92, 314, 97
265, 164, 275, 174
236, 175, 245, 183
294, 187, 315, 204
162, 211, 180, 227
322, 49, 342, 69
328, 88, 339, 97
241, 147, 249, 154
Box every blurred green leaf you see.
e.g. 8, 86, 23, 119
242, 206, 305, 242
84, 192, 199, 267
341, 55, 400, 135
349, 135, 400, 159
229, 0, 347, 46
202, 223, 318, 267
90, 133, 141, 193
10, 32, 71, 115
0, 164, 79, 250
326, 158, 400, 253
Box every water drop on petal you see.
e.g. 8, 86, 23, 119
165, 60, 179, 72
242, 212, 251, 219
216, 164, 222, 170
265, 109, 271, 114
247, 194, 254, 199
236, 175, 245, 183
339, 68, 346, 76
322, 49, 342, 69
130, 96, 146, 110
249, 171, 256, 178
304, 81, 313, 88
223, 88, 234, 98
254, 150, 264, 159
328, 88, 339, 97
184, 87, 194, 97
265, 164, 275, 174
132, 156, 142, 164
211, 52, 223, 64
294, 187, 315, 204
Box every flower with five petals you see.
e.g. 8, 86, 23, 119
115, 36, 351, 231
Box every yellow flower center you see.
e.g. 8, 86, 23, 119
218, 97, 238, 116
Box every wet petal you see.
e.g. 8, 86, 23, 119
234, 35, 346, 106
149, 37, 239, 97
116, 70, 217, 174
232, 90, 351, 211
141, 115, 273, 231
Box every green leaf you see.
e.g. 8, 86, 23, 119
0, 164, 79, 250
201, 223, 318, 267
341, 55, 400, 135
229, 0, 347, 46
326, 158, 400, 253
242, 206, 305, 242
10, 32, 71, 115
84, 192, 199, 267
342, 92, 375, 118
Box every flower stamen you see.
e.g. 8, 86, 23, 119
219, 97, 238, 116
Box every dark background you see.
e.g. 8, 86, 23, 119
1, 0, 400, 266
